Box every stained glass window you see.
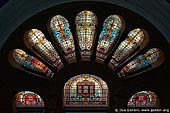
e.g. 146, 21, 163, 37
15, 91, 44, 107
8, 49, 54, 78
96, 15, 125, 63
108, 28, 149, 70
64, 74, 109, 107
75, 10, 98, 60
127, 91, 159, 108
24, 29, 63, 70
118, 48, 165, 78
49, 15, 76, 63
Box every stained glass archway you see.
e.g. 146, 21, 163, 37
15, 91, 44, 107
63, 74, 109, 107
8, 10, 165, 80
127, 91, 159, 108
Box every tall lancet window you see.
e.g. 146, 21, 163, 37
8, 49, 54, 78
118, 48, 164, 78
75, 10, 98, 60
49, 15, 76, 63
24, 29, 63, 70
96, 15, 125, 63
127, 91, 159, 108
109, 28, 149, 70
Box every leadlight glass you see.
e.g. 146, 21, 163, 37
127, 91, 159, 108
8, 49, 54, 78
64, 74, 109, 107
49, 15, 76, 63
24, 29, 63, 70
15, 91, 44, 107
109, 28, 149, 70
75, 10, 98, 60
96, 15, 125, 62
118, 48, 164, 78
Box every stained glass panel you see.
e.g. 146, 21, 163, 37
109, 28, 149, 70
24, 29, 63, 70
96, 15, 125, 62
15, 91, 44, 107
49, 15, 76, 63
118, 48, 164, 78
64, 74, 109, 107
8, 49, 54, 78
127, 91, 159, 108
75, 10, 98, 60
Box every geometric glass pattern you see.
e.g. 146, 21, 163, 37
15, 91, 44, 107
8, 49, 54, 78
8, 10, 165, 82
127, 91, 159, 108
49, 15, 76, 63
24, 29, 63, 70
118, 48, 165, 78
96, 15, 125, 63
109, 28, 149, 70
64, 74, 109, 107
75, 10, 98, 60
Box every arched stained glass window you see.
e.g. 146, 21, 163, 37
24, 29, 63, 70
108, 28, 149, 70
64, 74, 109, 107
96, 15, 125, 63
49, 15, 76, 63
8, 49, 54, 78
15, 91, 44, 107
118, 48, 165, 78
75, 10, 98, 60
127, 91, 159, 108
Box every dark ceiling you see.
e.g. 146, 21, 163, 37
0, 1, 170, 112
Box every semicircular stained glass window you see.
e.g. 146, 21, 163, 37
64, 74, 109, 107
49, 15, 76, 63
96, 15, 125, 63
109, 28, 149, 70
75, 10, 98, 61
127, 91, 159, 108
24, 29, 63, 70
118, 48, 165, 78
8, 49, 54, 78
15, 91, 44, 107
